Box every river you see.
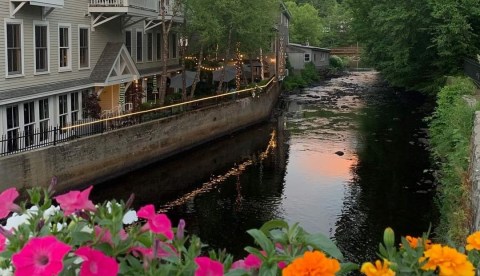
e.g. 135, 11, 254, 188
91, 71, 438, 263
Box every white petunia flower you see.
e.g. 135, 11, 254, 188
0, 266, 13, 276
43, 205, 60, 219
122, 210, 138, 225
4, 213, 30, 231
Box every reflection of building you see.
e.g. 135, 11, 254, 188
0, 0, 182, 145
287, 43, 330, 72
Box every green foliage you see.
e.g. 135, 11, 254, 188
428, 76, 478, 244
346, 0, 480, 91
329, 55, 345, 70
300, 62, 320, 83
282, 61, 322, 91
285, 1, 323, 45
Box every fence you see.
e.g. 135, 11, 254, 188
465, 58, 480, 87
0, 77, 277, 156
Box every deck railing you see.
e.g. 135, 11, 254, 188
465, 58, 480, 87
1, 77, 277, 156
89, 0, 158, 11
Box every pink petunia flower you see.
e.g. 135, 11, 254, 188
94, 226, 113, 246
75, 247, 119, 276
12, 236, 71, 276
0, 234, 6, 253
137, 205, 173, 239
55, 186, 96, 216
129, 242, 177, 261
0, 188, 20, 219
194, 257, 224, 276
231, 253, 262, 271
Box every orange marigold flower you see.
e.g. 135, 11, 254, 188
404, 236, 432, 249
420, 244, 474, 276
466, 231, 480, 251
282, 250, 340, 276
360, 259, 395, 276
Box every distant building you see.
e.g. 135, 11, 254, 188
286, 43, 330, 72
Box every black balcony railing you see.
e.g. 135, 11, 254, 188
464, 58, 480, 87
1, 77, 277, 156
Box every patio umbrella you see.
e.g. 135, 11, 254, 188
170, 71, 197, 89
213, 66, 236, 82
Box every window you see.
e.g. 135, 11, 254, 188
59, 95, 68, 128
39, 99, 49, 142
147, 33, 153, 61
71, 92, 79, 122
304, 53, 311, 62
156, 33, 161, 60
5, 21, 23, 76
125, 30, 132, 54
58, 24, 71, 70
136, 31, 143, 62
34, 22, 48, 73
23, 101, 35, 147
79, 27, 90, 69
6, 105, 19, 152
170, 33, 177, 59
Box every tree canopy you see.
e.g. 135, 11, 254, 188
346, 0, 480, 91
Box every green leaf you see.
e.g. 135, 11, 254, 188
246, 229, 274, 253
259, 263, 278, 276
259, 220, 289, 235
339, 262, 359, 275
224, 269, 249, 276
70, 231, 92, 245
303, 233, 344, 261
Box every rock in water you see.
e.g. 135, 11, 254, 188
335, 151, 344, 156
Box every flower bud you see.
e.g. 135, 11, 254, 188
176, 219, 185, 240
48, 176, 58, 195
383, 227, 395, 248
125, 193, 135, 211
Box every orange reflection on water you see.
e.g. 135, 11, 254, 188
293, 144, 358, 180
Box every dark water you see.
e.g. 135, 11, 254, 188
91, 72, 438, 263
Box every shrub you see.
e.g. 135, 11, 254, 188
329, 55, 345, 70
301, 62, 320, 83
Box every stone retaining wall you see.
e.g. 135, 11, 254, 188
471, 111, 480, 230
0, 84, 280, 192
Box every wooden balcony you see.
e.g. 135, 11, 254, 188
89, 0, 158, 18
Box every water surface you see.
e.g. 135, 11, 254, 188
92, 72, 438, 263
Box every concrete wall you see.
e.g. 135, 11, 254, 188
0, 83, 280, 191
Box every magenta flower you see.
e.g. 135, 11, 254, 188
55, 186, 96, 215
12, 236, 71, 276
0, 234, 6, 253
194, 257, 224, 276
94, 226, 113, 246
0, 188, 19, 219
137, 205, 173, 239
75, 247, 119, 276
231, 253, 262, 271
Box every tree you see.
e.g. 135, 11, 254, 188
185, 0, 278, 94
285, 1, 323, 46
158, 0, 183, 106
346, 0, 480, 91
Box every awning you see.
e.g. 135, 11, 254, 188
213, 66, 236, 82
170, 71, 197, 89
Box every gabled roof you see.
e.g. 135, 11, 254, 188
287, 43, 331, 53
280, 1, 292, 19
90, 42, 140, 85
